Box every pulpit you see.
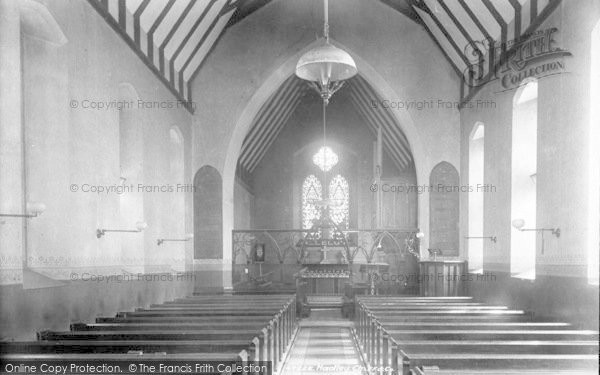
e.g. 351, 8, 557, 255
419, 260, 468, 296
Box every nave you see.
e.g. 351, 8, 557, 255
2, 294, 597, 374
1, 0, 599, 374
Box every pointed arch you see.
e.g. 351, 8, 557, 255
223, 39, 429, 280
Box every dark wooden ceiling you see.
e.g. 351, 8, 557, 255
89, 0, 561, 111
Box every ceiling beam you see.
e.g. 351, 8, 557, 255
227, 0, 272, 27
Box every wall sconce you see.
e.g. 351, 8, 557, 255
512, 218, 559, 255
97, 221, 147, 238
0, 202, 46, 218
511, 219, 560, 237
529, 173, 537, 184
465, 236, 497, 243
157, 233, 193, 246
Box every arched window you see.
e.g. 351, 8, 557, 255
329, 174, 349, 229
302, 175, 322, 229
511, 79, 538, 279
468, 122, 485, 273
589, 21, 600, 285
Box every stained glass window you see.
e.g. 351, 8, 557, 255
302, 175, 322, 229
328, 174, 349, 229
313, 146, 338, 172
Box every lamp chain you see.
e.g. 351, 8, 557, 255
324, 0, 329, 42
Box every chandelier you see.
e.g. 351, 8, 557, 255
295, 0, 357, 105
313, 146, 338, 172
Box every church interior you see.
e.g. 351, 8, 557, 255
0, 0, 599, 373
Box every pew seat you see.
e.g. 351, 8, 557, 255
403, 353, 598, 372
96, 315, 273, 323
1, 340, 254, 354
117, 310, 276, 317
0, 352, 246, 361
72, 322, 268, 330
388, 329, 599, 341
395, 340, 599, 354
37, 329, 265, 341
414, 367, 598, 375
379, 322, 572, 330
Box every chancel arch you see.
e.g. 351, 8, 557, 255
224, 40, 429, 283
230, 57, 421, 294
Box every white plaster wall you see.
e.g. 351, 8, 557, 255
459, 0, 600, 277
1, 0, 194, 284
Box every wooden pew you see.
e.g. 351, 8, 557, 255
96, 315, 273, 323
413, 367, 598, 375
369, 309, 529, 317
72, 322, 269, 331
392, 340, 599, 355
399, 352, 599, 375
374, 322, 572, 330
357, 296, 473, 301
116, 310, 278, 317
1, 294, 298, 372
0, 351, 249, 361
139, 305, 286, 311
368, 304, 508, 312
386, 329, 599, 341
355, 298, 599, 375
38, 329, 267, 341
1, 340, 256, 354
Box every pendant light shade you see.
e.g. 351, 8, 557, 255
295, 41, 357, 85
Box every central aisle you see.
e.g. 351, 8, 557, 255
280, 326, 366, 375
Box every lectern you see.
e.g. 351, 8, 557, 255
359, 263, 389, 295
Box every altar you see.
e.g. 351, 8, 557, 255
297, 263, 350, 295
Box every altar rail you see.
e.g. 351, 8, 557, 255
232, 228, 420, 265
232, 229, 420, 294
419, 260, 468, 296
